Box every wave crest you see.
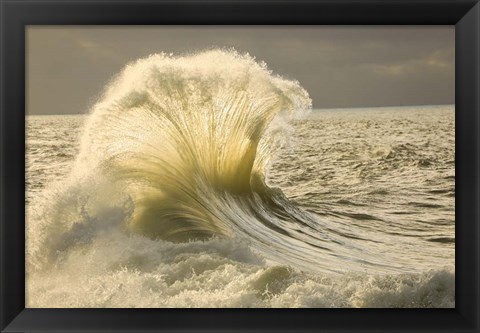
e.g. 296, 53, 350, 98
27, 49, 453, 280
75, 49, 311, 240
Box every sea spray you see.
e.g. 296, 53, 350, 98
26, 50, 455, 307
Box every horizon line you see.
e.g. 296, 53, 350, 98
26, 103, 455, 116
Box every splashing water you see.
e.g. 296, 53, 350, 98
26, 49, 454, 307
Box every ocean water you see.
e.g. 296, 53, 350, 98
26, 50, 454, 308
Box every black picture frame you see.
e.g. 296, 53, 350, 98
1, 0, 479, 332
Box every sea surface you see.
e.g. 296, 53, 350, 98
25, 50, 454, 308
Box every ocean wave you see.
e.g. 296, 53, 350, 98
27, 230, 454, 308
26, 49, 455, 308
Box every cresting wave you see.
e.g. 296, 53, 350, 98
27, 50, 454, 307
74, 49, 311, 241
29, 49, 327, 271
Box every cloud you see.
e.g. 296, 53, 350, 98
365, 48, 454, 77
77, 38, 124, 63
425, 48, 454, 68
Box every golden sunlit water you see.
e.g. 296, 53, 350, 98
26, 50, 454, 308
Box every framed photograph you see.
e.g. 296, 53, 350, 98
1, 0, 479, 332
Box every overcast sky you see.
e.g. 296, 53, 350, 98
27, 26, 454, 115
